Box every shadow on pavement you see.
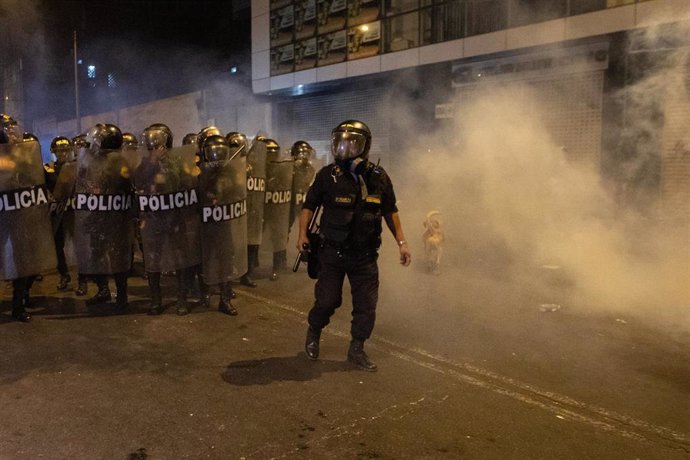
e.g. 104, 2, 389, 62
222, 353, 352, 386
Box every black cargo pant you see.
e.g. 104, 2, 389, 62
307, 243, 379, 340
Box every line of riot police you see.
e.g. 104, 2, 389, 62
1, 113, 317, 322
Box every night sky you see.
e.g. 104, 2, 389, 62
19, 0, 251, 121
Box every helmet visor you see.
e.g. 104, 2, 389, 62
205, 145, 230, 162
54, 147, 75, 163
331, 131, 366, 160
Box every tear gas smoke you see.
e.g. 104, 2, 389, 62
384, 59, 688, 332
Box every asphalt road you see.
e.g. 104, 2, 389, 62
1, 249, 688, 459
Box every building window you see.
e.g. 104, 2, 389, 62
508, 0, 567, 28
466, 0, 506, 36
87, 65, 96, 79
348, 21, 382, 59
383, 0, 419, 15
349, 0, 381, 26
317, 29, 348, 65
421, 1, 463, 45
317, 0, 347, 34
384, 11, 419, 51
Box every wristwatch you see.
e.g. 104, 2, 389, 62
397, 240, 407, 247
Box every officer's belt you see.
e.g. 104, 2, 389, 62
322, 238, 376, 252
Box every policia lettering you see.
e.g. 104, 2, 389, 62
264, 189, 291, 205
247, 177, 265, 192
0, 185, 49, 211
202, 199, 247, 223
138, 189, 198, 212
75, 193, 132, 212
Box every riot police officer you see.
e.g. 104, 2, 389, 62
289, 140, 316, 248
226, 131, 253, 290
198, 135, 248, 315
71, 134, 90, 296
297, 120, 411, 371
1, 114, 57, 321
47, 136, 77, 290
134, 124, 201, 316
73, 123, 132, 310
262, 138, 293, 281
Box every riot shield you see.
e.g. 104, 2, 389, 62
50, 161, 77, 232
50, 161, 78, 266
290, 159, 316, 227
0, 141, 57, 280
199, 155, 248, 285
73, 150, 133, 275
246, 139, 266, 245
262, 159, 294, 252
133, 145, 201, 273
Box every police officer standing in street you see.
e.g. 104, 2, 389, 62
297, 120, 411, 371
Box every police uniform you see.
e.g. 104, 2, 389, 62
303, 160, 397, 342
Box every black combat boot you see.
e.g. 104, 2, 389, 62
11, 280, 31, 323
176, 296, 189, 316
218, 283, 237, 316
75, 274, 88, 296
147, 272, 164, 315
57, 273, 71, 291
270, 251, 284, 281
176, 270, 190, 316
239, 273, 257, 287
347, 339, 377, 372
305, 326, 321, 361
114, 272, 129, 311
87, 276, 111, 306
199, 281, 211, 308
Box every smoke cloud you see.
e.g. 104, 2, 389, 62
382, 52, 689, 332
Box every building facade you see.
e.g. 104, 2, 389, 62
251, 0, 690, 221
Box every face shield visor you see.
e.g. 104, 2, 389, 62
331, 130, 366, 161
204, 144, 230, 163
54, 146, 75, 163
2, 123, 22, 144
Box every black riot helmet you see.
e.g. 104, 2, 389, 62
331, 119, 371, 161
1, 114, 21, 144
197, 126, 222, 151
72, 134, 87, 148
226, 131, 248, 157
86, 123, 123, 154
121, 132, 138, 150
182, 132, 198, 146
50, 136, 74, 163
142, 126, 169, 151
23, 132, 39, 143
147, 123, 173, 148
102, 124, 124, 150
262, 138, 281, 161
290, 140, 315, 160
201, 135, 231, 162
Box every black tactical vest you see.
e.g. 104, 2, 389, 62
320, 163, 385, 249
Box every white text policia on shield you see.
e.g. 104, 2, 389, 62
0, 187, 49, 212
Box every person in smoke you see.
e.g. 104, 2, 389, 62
45, 136, 77, 290
2, 115, 55, 322
73, 123, 132, 311
71, 133, 91, 296
134, 124, 200, 316
297, 120, 412, 371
